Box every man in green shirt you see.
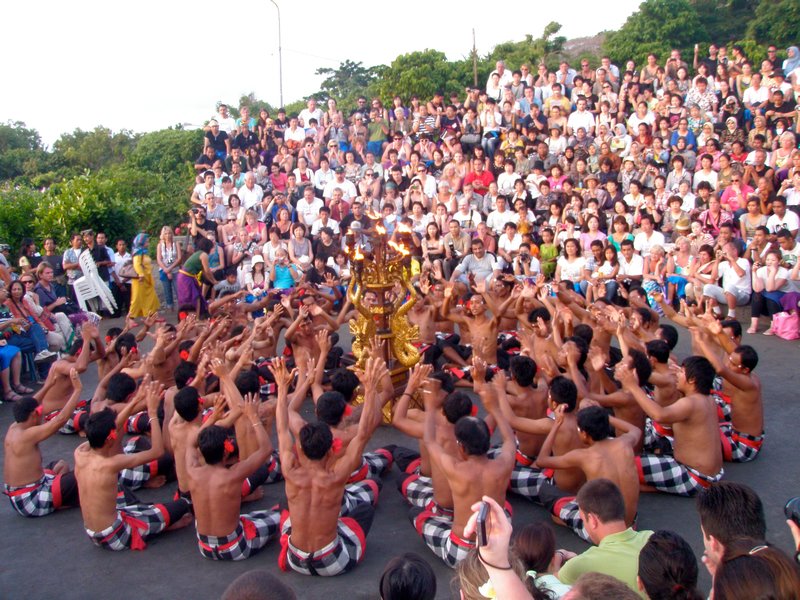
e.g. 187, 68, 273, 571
556, 479, 653, 597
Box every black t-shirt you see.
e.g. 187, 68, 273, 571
305, 265, 337, 286
340, 214, 370, 233
205, 130, 229, 152
764, 101, 794, 126
85, 245, 110, 280
193, 219, 219, 245
195, 154, 214, 169
233, 131, 259, 152
314, 239, 339, 264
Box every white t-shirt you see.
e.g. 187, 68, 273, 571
557, 256, 587, 282
767, 211, 800, 236
453, 209, 483, 230
296, 197, 324, 225
619, 254, 644, 276
486, 209, 514, 235
322, 179, 358, 201
567, 110, 596, 133
311, 217, 340, 237
212, 115, 237, 134
633, 231, 666, 255
718, 258, 751, 295
238, 184, 264, 210
298, 108, 323, 127
498, 233, 523, 255
755, 265, 793, 293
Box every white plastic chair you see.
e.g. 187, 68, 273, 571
74, 251, 117, 314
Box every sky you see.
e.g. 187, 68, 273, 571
1, 0, 642, 147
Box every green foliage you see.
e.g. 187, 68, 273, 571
52, 127, 137, 172
370, 50, 472, 105
0, 186, 41, 250
0, 121, 42, 153
487, 22, 567, 71
603, 0, 708, 66
32, 172, 139, 248
316, 60, 381, 112
746, 0, 800, 50
130, 128, 204, 174
690, 0, 753, 44
730, 39, 767, 66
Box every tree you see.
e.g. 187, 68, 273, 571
690, 0, 755, 45
52, 127, 137, 173
316, 60, 380, 111
746, 0, 800, 50
603, 0, 708, 67
487, 22, 567, 72
130, 128, 204, 174
370, 50, 471, 105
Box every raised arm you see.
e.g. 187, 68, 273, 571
28, 370, 83, 443
271, 358, 298, 473
391, 362, 432, 438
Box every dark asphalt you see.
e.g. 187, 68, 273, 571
1, 315, 798, 600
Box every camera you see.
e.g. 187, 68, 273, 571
785, 497, 800, 526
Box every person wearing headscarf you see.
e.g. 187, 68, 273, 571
128, 232, 160, 319
782, 46, 800, 78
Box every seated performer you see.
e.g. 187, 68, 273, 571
4, 369, 83, 517
411, 362, 515, 567
535, 405, 641, 541
185, 390, 280, 560
619, 356, 724, 496
275, 355, 385, 576
74, 379, 192, 550
695, 324, 764, 463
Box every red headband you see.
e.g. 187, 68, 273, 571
223, 439, 235, 455
106, 429, 118, 444
343, 404, 352, 417
331, 438, 343, 454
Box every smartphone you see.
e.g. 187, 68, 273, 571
476, 501, 489, 547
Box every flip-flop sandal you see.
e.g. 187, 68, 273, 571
746, 327, 757, 334
4, 390, 23, 402
13, 384, 35, 394
762, 329, 774, 336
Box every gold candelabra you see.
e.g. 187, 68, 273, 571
345, 215, 421, 421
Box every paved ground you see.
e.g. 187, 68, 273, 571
1, 314, 798, 599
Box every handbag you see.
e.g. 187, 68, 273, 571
772, 311, 800, 341
118, 260, 139, 280
461, 133, 480, 145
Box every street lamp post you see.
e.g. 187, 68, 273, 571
269, 0, 284, 108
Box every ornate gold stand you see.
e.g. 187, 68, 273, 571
345, 220, 421, 422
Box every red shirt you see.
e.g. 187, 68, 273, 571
464, 170, 495, 193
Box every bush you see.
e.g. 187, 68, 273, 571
0, 186, 41, 250
130, 128, 204, 174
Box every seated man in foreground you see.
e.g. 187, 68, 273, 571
74, 379, 192, 550
276, 355, 386, 576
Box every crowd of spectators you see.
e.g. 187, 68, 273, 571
189, 43, 800, 338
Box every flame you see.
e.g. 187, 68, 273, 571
388, 241, 410, 256
366, 207, 381, 220
375, 223, 386, 235
344, 244, 350, 254
353, 246, 365, 261
396, 223, 413, 234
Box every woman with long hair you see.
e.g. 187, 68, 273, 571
637, 530, 703, 600
6, 279, 61, 354
156, 226, 182, 312
555, 238, 586, 294
513, 522, 571, 598
177, 236, 218, 317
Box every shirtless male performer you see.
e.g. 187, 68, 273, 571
618, 356, 724, 496
695, 325, 764, 462
4, 370, 82, 517
536, 405, 641, 541
74, 379, 192, 550
185, 391, 280, 560
412, 366, 515, 567
275, 355, 385, 576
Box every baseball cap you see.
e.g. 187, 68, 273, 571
334, 166, 344, 173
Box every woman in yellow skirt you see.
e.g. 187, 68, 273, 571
128, 232, 160, 319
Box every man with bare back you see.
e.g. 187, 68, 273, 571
185, 391, 280, 560
695, 326, 764, 462
535, 405, 641, 541
618, 356, 724, 496
74, 380, 192, 550
412, 368, 515, 567
275, 356, 385, 576
4, 370, 82, 517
